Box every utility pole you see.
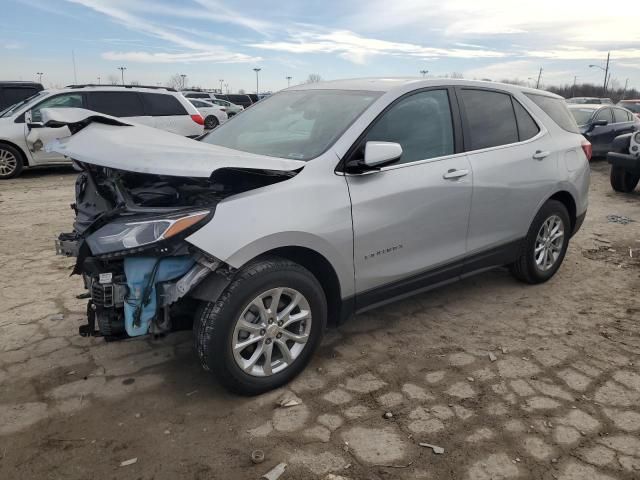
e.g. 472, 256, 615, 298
36, 72, 43, 83
536, 67, 543, 89
219, 79, 224, 93
180, 74, 187, 89
253, 68, 261, 95
97, 76, 101, 85
286, 76, 292, 87
622, 78, 629, 100
420, 69, 429, 78
118, 66, 127, 85
603, 51, 610, 96
225, 82, 229, 94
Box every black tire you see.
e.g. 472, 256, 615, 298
204, 115, 219, 130
194, 256, 326, 395
610, 166, 640, 193
510, 200, 571, 284
0, 144, 25, 179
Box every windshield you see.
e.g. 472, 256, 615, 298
569, 107, 596, 126
0, 90, 48, 118
202, 89, 381, 161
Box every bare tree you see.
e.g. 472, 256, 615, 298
306, 73, 322, 84
450, 72, 464, 79
238, 88, 246, 94
129, 80, 140, 86
107, 74, 119, 85
166, 74, 183, 90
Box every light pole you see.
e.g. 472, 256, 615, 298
219, 79, 224, 93
97, 76, 101, 85
253, 67, 261, 95
535, 67, 543, 89
420, 69, 429, 78
117, 66, 127, 85
225, 82, 229, 94
589, 52, 610, 96
36, 72, 43, 83
286, 76, 292, 88
180, 74, 187, 89
622, 78, 629, 100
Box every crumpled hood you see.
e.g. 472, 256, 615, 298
35, 108, 306, 178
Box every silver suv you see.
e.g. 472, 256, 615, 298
50, 79, 590, 395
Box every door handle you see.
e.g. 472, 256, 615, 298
532, 150, 550, 160
443, 168, 469, 180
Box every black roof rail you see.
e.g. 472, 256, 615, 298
64, 84, 177, 92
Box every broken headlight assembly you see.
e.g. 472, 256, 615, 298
86, 210, 210, 255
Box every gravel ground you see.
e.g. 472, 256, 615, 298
0, 160, 639, 480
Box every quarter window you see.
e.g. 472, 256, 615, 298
461, 89, 518, 150
595, 108, 612, 123
613, 108, 629, 123
361, 89, 454, 164
86, 91, 144, 117
524, 93, 580, 133
513, 100, 540, 141
141, 93, 187, 116
31, 93, 84, 122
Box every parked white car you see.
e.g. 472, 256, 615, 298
187, 98, 228, 129
182, 91, 244, 117
0, 85, 204, 179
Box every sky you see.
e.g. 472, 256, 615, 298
2, 0, 640, 93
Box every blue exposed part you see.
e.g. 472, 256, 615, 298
123, 256, 195, 337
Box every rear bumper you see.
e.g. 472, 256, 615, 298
608, 152, 640, 174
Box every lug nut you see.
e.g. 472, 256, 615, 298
265, 338, 272, 344
268, 319, 273, 324
277, 321, 283, 327
276, 333, 282, 339
260, 329, 266, 336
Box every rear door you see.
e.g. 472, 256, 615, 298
140, 92, 195, 136
458, 87, 556, 268
612, 107, 636, 137
85, 91, 151, 125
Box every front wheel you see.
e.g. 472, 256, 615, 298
610, 166, 640, 193
510, 200, 571, 284
0, 144, 24, 179
194, 256, 326, 395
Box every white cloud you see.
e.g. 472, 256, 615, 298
250, 29, 506, 64
102, 50, 260, 63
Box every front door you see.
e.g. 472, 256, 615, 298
345, 88, 472, 308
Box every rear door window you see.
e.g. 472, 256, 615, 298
141, 93, 187, 116
613, 108, 630, 123
513, 100, 540, 141
524, 93, 581, 133
460, 89, 518, 150
86, 91, 144, 117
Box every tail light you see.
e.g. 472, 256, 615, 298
581, 140, 592, 161
191, 114, 204, 125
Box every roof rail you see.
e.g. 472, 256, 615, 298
64, 84, 177, 92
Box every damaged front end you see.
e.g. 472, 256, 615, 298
46, 108, 303, 341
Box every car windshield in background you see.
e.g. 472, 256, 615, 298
0, 90, 47, 118
202, 89, 381, 161
568, 107, 596, 126
620, 103, 640, 113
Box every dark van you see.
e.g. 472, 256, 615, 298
0, 81, 44, 110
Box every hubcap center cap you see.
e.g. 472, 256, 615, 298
266, 324, 279, 338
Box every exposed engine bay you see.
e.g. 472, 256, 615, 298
56, 163, 297, 340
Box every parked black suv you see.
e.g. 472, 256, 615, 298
0, 81, 44, 110
215, 94, 253, 109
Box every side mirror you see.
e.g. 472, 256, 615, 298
24, 110, 43, 129
363, 141, 403, 168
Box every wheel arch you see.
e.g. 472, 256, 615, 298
547, 190, 577, 232
0, 139, 29, 166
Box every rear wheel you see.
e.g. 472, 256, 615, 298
610, 166, 640, 193
510, 200, 570, 284
204, 115, 219, 130
0, 144, 24, 179
194, 256, 326, 395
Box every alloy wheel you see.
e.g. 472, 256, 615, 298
204, 116, 218, 129
232, 287, 312, 377
534, 214, 565, 271
0, 149, 17, 177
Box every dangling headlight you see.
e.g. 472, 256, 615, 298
87, 210, 210, 255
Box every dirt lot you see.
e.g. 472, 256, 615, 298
0, 160, 639, 480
